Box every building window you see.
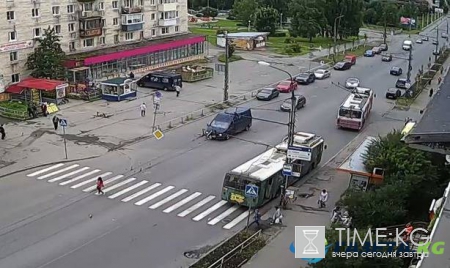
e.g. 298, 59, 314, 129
176, 11, 178, 17
33, 28, 41, 38
69, 41, 75, 50
112, 1, 118, 9
54, 25, 61, 34
161, 27, 169, 34
99, 37, 105, 44
113, 18, 118, 25
83, 3, 93, 11
99, 2, 104, 10
68, 23, 75, 32
140, 31, 144, 39
160, 11, 176, 20
122, 14, 144, 25
151, 0, 155, 5
52, 6, 60, 16
138, 0, 143, 5
124, 0, 133, 7
114, 35, 119, 43
175, 26, 179, 32
10, 52, 18, 62
151, 29, 156, 36
11, 73, 20, 83
125, 32, 133, 41
83, 38, 94, 47
8, 31, 17, 42
32, 8, 39, 18
67, 5, 74, 13
7, 11, 15, 21
151, 13, 155, 20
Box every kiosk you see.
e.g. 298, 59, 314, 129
100, 78, 137, 101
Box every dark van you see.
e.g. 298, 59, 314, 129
205, 107, 252, 140
137, 72, 182, 91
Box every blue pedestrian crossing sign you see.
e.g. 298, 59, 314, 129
59, 119, 67, 127
245, 184, 259, 198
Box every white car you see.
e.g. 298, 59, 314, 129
416, 39, 423, 44
314, 69, 331, 79
345, 77, 360, 89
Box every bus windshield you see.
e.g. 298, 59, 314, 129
223, 174, 260, 191
339, 108, 362, 119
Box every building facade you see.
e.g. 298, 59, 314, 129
1, 0, 206, 88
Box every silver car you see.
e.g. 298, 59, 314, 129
314, 69, 331, 79
345, 77, 360, 89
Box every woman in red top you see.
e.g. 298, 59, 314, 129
96, 177, 104, 195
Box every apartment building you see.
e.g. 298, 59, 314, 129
0, 0, 206, 88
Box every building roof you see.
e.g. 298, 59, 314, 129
338, 136, 377, 174
101, 78, 132, 85
217, 32, 269, 39
6, 77, 67, 93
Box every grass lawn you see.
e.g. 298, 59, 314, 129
316, 45, 372, 64
0, 101, 27, 112
218, 54, 243, 62
267, 36, 360, 56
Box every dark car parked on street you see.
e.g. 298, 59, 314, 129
280, 95, 306, 111
256, 87, 279, 101
390, 66, 403, 76
380, 43, 388, 51
385, 88, 402, 99
395, 78, 409, 89
334, 61, 352, 70
382, 54, 392, 62
295, 73, 315, 85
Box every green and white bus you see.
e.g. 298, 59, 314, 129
221, 132, 325, 208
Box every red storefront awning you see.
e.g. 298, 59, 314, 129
6, 84, 24, 94
6, 77, 67, 93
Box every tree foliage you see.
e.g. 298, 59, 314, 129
289, 0, 326, 41
253, 7, 279, 34
201, 7, 219, 18
233, 0, 259, 23
26, 27, 66, 80
189, 0, 235, 11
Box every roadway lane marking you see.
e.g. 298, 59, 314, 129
47, 167, 90, 183
163, 192, 202, 214
149, 189, 188, 209
71, 172, 112, 189
102, 178, 136, 193
177, 195, 215, 217
37, 165, 80, 180
223, 210, 251, 230
207, 205, 240, 226
108, 180, 148, 199
82, 175, 124, 192
134, 186, 174, 206
27, 163, 64, 177
121, 183, 161, 202
59, 169, 101, 185
192, 200, 228, 222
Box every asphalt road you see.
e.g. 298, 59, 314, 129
0, 20, 446, 268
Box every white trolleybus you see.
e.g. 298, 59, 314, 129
221, 132, 325, 208
337, 87, 374, 130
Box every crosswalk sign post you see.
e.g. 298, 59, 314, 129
59, 118, 68, 159
245, 184, 259, 229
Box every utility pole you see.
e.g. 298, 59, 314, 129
333, 15, 344, 63
447, 18, 448, 34
409, 0, 412, 32
407, 47, 413, 84
223, 31, 229, 102
383, 19, 387, 45
436, 26, 439, 61
280, 13, 283, 29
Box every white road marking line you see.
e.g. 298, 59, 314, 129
223, 210, 252, 230
82, 175, 124, 192
121, 183, 161, 202
207, 205, 240, 226
134, 186, 174, 206
71, 172, 112, 189
177, 195, 215, 218
102, 178, 136, 193
37, 165, 80, 180
27, 163, 64, 177
163, 192, 202, 214
59, 169, 101, 185
149, 189, 188, 209
108, 181, 148, 199
47, 167, 90, 183
192, 200, 228, 222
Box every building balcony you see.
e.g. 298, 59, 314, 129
121, 24, 143, 32
158, 3, 177, 11
79, 17, 103, 38
79, 10, 104, 18
158, 18, 178, 27
121, 6, 143, 14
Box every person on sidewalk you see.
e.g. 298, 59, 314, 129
175, 85, 181, 97
318, 189, 329, 208
0, 124, 5, 140
129, 71, 135, 79
41, 103, 48, 117
438, 76, 442, 84
52, 116, 59, 131
251, 209, 261, 228
272, 206, 283, 225
96, 177, 104, 195
429, 88, 434, 97
140, 102, 147, 117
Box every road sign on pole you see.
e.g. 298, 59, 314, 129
153, 129, 164, 140
59, 118, 68, 159
282, 163, 292, 176
59, 119, 67, 127
245, 184, 259, 198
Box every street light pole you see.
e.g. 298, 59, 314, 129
436, 26, 439, 61
224, 31, 229, 102
407, 47, 413, 83
333, 15, 344, 63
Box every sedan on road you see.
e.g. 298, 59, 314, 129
441, 33, 448, 39
422, 36, 429, 41
416, 39, 423, 44
280, 95, 306, 111
433, 50, 440, 56
381, 54, 392, 62
432, 39, 438, 45
295, 72, 315, 85
334, 61, 352, 70
314, 69, 331, 79
385, 88, 402, 99
390, 66, 403, 76
396, 78, 409, 89
364, 50, 374, 57
345, 77, 360, 89
380, 43, 388, 51
372, 46, 382, 54
256, 87, 279, 101
276, 80, 297, 93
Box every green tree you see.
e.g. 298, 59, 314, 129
253, 7, 279, 34
233, 0, 259, 24
289, 0, 326, 41
381, 2, 399, 26
26, 27, 66, 80
201, 7, 219, 18
258, 0, 286, 17
323, 0, 364, 38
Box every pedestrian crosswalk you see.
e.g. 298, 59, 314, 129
26, 163, 252, 230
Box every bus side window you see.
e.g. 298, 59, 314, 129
162, 78, 169, 83
265, 178, 273, 199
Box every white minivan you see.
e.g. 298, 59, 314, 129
403, 40, 412, 50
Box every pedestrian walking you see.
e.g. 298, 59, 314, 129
175, 85, 181, 97
129, 71, 135, 79
140, 102, 147, 117
41, 103, 48, 117
52, 116, 59, 130
429, 88, 434, 97
0, 124, 5, 140
438, 76, 442, 84
272, 206, 283, 225
96, 177, 104, 195
318, 189, 329, 208
251, 209, 261, 228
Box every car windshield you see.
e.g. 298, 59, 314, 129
388, 88, 397, 92
336, 63, 344, 67
365, 50, 371, 53
315, 70, 325, 74
339, 108, 362, 119
391, 67, 399, 71
279, 81, 291, 86
347, 78, 359, 83
397, 80, 406, 85
283, 99, 292, 105
298, 74, 309, 78
211, 120, 230, 129
259, 89, 272, 94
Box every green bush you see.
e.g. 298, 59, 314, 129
289, 43, 301, 53
216, 29, 225, 35
269, 32, 286, 37
284, 37, 294, 43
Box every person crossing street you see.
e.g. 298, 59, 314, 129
140, 102, 147, 117
96, 177, 104, 195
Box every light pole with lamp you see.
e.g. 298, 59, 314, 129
333, 15, 344, 63
258, 61, 296, 204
